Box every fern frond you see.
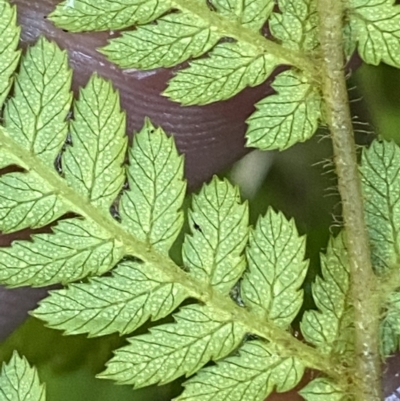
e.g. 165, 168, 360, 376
4, 2, 400, 400
0, 20, 332, 391
47, 0, 400, 157
0, 352, 45, 401
48, 0, 324, 152
50, 0, 316, 104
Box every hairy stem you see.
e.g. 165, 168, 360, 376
316, 1, 382, 400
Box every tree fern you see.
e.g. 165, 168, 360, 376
1, 0, 400, 400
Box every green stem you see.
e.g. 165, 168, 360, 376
316, 1, 382, 400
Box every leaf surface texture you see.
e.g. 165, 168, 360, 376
33, 260, 188, 336
64, 74, 127, 212
0, 0, 20, 108
50, 0, 172, 31
301, 234, 353, 358
120, 119, 186, 254
246, 70, 321, 150
100, 304, 246, 387
347, 0, 400, 67
178, 340, 304, 401
360, 140, 400, 273
0, 352, 45, 401
183, 178, 248, 294
4, 37, 72, 167
242, 209, 308, 328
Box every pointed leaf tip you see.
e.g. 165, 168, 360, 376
0, 352, 46, 401
63, 74, 127, 212
242, 208, 308, 328
120, 119, 186, 254
183, 177, 249, 294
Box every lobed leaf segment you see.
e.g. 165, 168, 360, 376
2, 1, 400, 401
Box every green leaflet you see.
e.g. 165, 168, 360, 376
3, 37, 72, 167
241, 208, 308, 328
33, 260, 188, 337
211, 0, 274, 31
0, 71, 127, 231
49, 0, 172, 32
100, 304, 246, 387
360, 140, 400, 273
299, 378, 346, 401
347, 0, 400, 67
301, 234, 354, 357
0, 171, 68, 232
0, 0, 20, 109
380, 291, 400, 355
246, 70, 321, 151
0, 38, 71, 232
0, 218, 124, 287
120, 119, 186, 254
100, 11, 220, 69
164, 41, 279, 105
270, 0, 319, 52
178, 340, 304, 401
63, 74, 127, 212
0, 352, 45, 401
183, 178, 248, 294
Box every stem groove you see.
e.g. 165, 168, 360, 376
316, 1, 382, 400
